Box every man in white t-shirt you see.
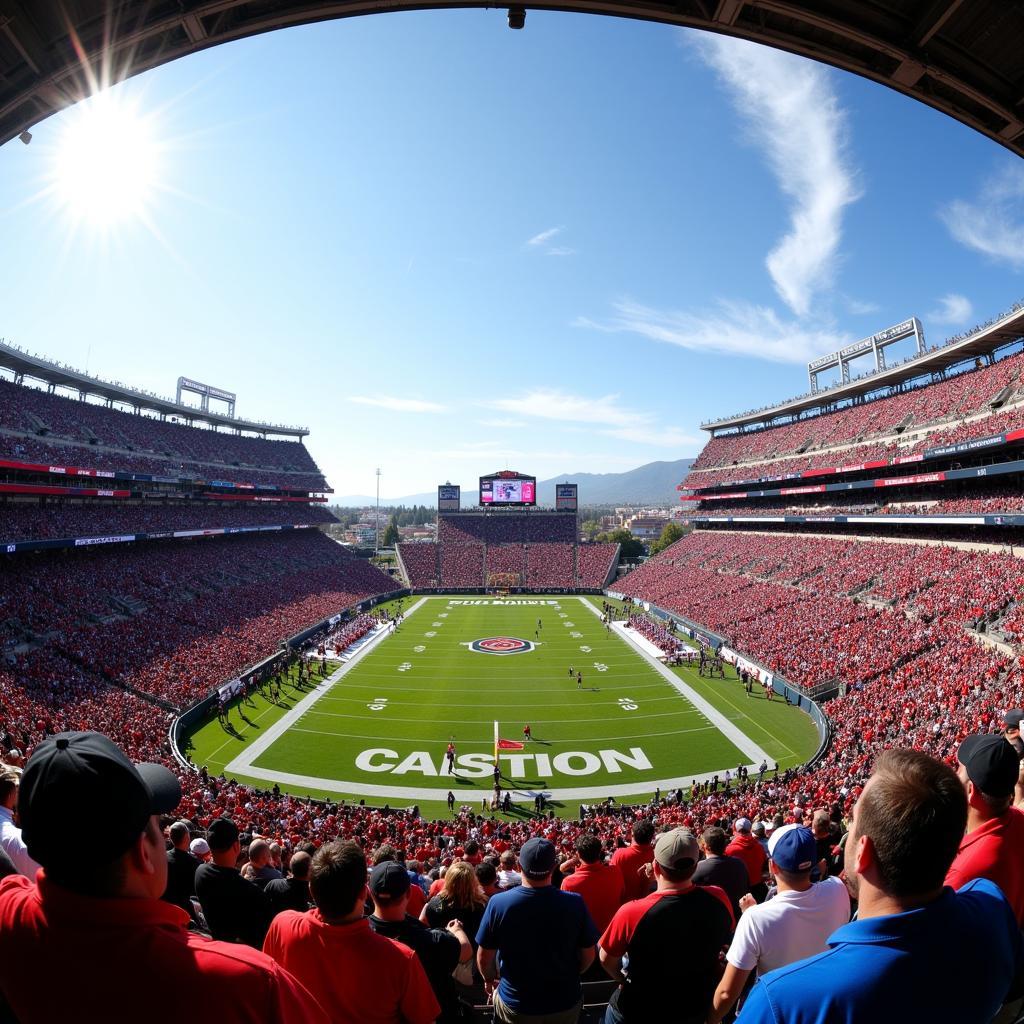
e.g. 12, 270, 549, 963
497, 850, 523, 890
708, 824, 850, 1023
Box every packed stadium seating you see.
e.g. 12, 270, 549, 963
399, 538, 618, 590
0, 377, 328, 491
616, 531, 1024, 687
576, 542, 619, 588
485, 543, 526, 582
1, 531, 395, 708
0, 500, 336, 542
690, 346, 1024, 475
437, 513, 577, 545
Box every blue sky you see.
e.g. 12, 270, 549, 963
2, 12, 1023, 499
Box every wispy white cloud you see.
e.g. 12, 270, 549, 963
929, 293, 973, 327
546, 246, 576, 257
577, 298, 847, 365
695, 36, 861, 317
349, 395, 445, 413
478, 417, 526, 428
487, 388, 700, 449
940, 165, 1024, 269
844, 296, 881, 316
527, 226, 563, 247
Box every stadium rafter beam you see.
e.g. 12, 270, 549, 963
0, 2, 1023, 156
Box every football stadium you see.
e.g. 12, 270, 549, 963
1, 4, 1024, 1024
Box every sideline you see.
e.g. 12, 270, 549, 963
223, 597, 428, 778
222, 595, 774, 803
579, 597, 772, 768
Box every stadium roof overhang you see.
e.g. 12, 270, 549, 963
1, 2, 1023, 155
0, 340, 309, 437
701, 302, 1024, 432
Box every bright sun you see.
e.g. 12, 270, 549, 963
52, 92, 160, 227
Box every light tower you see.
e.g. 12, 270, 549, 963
375, 467, 382, 556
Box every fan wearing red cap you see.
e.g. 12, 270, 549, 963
0, 731, 329, 1024
945, 733, 1024, 926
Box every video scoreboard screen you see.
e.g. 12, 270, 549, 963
479, 474, 536, 506
437, 484, 461, 512
555, 483, 578, 511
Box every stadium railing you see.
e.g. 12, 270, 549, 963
168, 587, 410, 772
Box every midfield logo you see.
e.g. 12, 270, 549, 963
465, 636, 536, 655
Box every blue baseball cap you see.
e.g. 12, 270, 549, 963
768, 824, 817, 873
519, 837, 557, 876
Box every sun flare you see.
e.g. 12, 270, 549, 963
52, 92, 161, 227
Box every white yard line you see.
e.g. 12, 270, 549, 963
223, 597, 429, 777
577, 597, 772, 769
222, 594, 774, 803
216, 763, 771, 802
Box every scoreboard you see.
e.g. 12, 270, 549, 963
555, 483, 578, 511
479, 471, 537, 506
437, 484, 461, 511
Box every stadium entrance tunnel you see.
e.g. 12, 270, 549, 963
3, 4, 1024, 160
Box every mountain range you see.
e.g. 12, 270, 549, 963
331, 458, 693, 509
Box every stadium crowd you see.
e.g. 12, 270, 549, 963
0, 498, 336, 543
1, 531, 395, 708
399, 537, 618, 590
690, 346, 1024, 474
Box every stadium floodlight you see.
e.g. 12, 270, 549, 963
19, 130, 31, 145
508, 6, 525, 29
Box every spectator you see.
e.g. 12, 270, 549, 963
367, 860, 471, 1024
560, 833, 625, 934
190, 837, 212, 863
600, 828, 734, 1024
162, 820, 200, 918
738, 749, 1021, 1024
194, 818, 273, 948
0, 731, 327, 1023
692, 826, 750, 922
422, 860, 487, 941
476, 837, 599, 1023
0, 765, 40, 878
810, 809, 836, 878
1005, 709, 1024, 759
374, 843, 426, 918
263, 840, 440, 1024
609, 820, 655, 902
497, 849, 523, 890
476, 860, 502, 898
726, 817, 768, 902
265, 851, 313, 916
246, 838, 283, 889
710, 825, 850, 1023
945, 734, 1024, 925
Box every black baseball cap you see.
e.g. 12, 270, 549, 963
19, 731, 181, 870
957, 734, 1019, 799
1004, 710, 1023, 730
519, 837, 557, 876
207, 817, 240, 852
369, 861, 411, 900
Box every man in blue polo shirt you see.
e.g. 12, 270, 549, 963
477, 836, 598, 1023
738, 748, 1021, 1024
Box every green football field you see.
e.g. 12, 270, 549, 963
187, 595, 819, 818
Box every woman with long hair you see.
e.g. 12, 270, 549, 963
420, 860, 488, 940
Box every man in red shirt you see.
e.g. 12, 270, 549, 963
610, 820, 656, 902
0, 731, 327, 1024
725, 817, 768, 902
263, 839, 440, 1024
600, 828, 733, 1023
946, 733, 1024, 925
561, 833, 625, 933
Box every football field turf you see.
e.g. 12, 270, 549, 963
188, 595, 819, 817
